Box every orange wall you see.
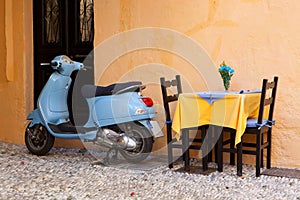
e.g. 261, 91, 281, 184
0, 1, 82, 149
0, 1, 5, 84
0, 1, 30, 144
94, 0, 300, 168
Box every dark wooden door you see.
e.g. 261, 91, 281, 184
33, 0, 94, 125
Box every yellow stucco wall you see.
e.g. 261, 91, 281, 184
0, 1, 82, 149
0, 1, 6, 84
94, 0, 300, 168
0, 0, 299, 168
0, 0, 32, 144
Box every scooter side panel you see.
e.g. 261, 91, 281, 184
90, 92, 156, 127
139, 120, 164, 138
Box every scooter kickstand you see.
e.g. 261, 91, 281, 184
104, 148, 119, 165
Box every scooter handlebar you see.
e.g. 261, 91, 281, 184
51, 61, 61, 70
40, 62, 61, 70
51, 61, 59, 67
40, 63, 51, 66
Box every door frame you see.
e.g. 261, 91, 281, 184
32, 0, 94, 106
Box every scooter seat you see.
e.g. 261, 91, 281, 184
81, 81, 142, 98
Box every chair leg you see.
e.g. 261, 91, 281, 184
230, 131, 235, 165
166, 124, 174, 169
214, 126, 222, 164
207, 131, 213, 162
217, 131, 223, 172
237, 142, 242, 176
256, 131, 262, 177
267, 129, 272, 169
261, 134, 264, 168
201, 128, 208, 171
214, 140, 218, 164
167, 145, 173, 169
182, 129, 190, 171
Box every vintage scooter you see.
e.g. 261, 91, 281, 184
25, 55, 162, 163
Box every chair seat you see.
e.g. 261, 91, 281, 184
246, 118, 275, 128
217, 76, 278, 177
160, 75, 209, 170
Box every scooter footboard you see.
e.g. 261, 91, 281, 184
138, 120, 164, 138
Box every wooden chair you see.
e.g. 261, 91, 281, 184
217, 76, 278, 177
160, 75, 208, 170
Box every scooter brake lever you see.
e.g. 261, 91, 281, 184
141, 85, 146, 90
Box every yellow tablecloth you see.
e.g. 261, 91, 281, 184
172, 92, 261, 145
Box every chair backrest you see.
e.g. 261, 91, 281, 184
257, 76, 278, 124
160, 75, 182, 124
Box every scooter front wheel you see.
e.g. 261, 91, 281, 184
25, 123, 55, 156
119, 123, 153, 163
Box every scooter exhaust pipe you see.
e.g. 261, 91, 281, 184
97, 129, 137, 150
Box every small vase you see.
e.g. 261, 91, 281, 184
224, 85, 230, 92
223, 79, 230, 92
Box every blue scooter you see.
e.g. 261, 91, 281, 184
25, 55, 161, 162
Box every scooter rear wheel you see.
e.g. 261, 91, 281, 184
119, 123, 153, 163
25, 124, 55, 156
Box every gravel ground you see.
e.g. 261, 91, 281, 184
0, 141, 299, 200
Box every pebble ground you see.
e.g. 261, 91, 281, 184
0, 141, 299, 200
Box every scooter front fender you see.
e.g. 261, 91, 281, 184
26, 109, 45, 128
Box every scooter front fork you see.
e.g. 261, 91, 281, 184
26, 125, 41, 140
